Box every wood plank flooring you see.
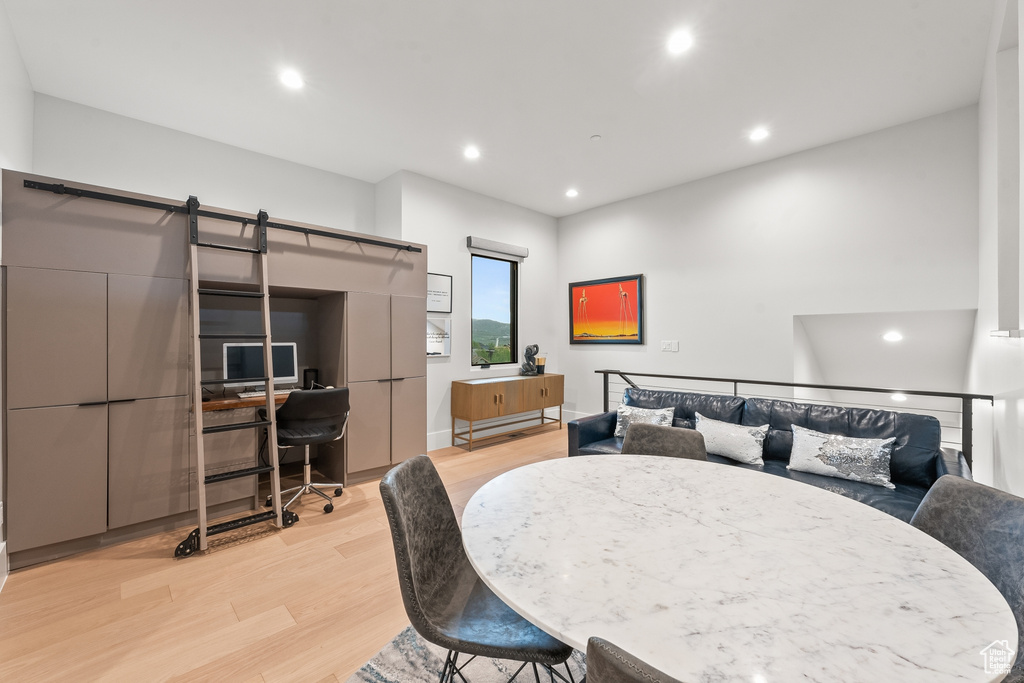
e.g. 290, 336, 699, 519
0, 427, 569, 682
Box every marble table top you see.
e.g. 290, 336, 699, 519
461, 455, 1018, 682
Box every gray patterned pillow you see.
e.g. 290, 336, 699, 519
788, 424, 896, 489
694, 412, 767, 465
614, 405, 675, 438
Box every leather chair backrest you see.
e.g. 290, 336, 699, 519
621, 423, 707, 461
623, 388, 744, 428
272, 387, 350, 446
379, 455, 470, 643
587, 637, 682, 683
742, 397, 942, 488
911, 475, 1024, 675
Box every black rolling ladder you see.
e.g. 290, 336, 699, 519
175, 198, 296, 558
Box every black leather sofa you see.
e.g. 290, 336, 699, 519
568, 388, 972, 522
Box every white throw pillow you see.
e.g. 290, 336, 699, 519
614, 405, 675, 438
695, 412, 767, 465
788, 424, 896, 489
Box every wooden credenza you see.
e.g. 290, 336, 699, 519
451, 374, 563, 450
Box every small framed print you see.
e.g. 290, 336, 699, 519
427, 273, 453, 313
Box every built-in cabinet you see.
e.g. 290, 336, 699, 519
5, 266, 192, 549
1, 169, 428, 568
341, 292, 426, 480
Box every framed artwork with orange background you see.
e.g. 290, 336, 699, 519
568, 274, 644, 344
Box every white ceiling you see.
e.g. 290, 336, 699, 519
795, 309, 978, 395
3, 0, 997, 217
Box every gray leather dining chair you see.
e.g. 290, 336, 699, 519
380, 455, 576, 683
621, 423, 707, 460
586, 637, 682, 683
911, 475, 1024, 682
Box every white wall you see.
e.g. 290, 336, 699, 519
32, 95, 375, 233
967, 2, 1024, 493
390, 171, 560, 449
558, 107, 980, 420
0, 1, 32, 173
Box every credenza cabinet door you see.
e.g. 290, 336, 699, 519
108, 396, 190, 529
6, 404, 108, 552
6, 267, 107, 409
391, 376, 427, 464
391, 296, 426, 380
108, 275, 189, 401
347, 380, 392, 474
346, 292, 391, 382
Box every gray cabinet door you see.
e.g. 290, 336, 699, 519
108, 396, 190, 529
346, 380, 392, 474
108, 275, 188, 401
6, 404, 108, 552
6, 267, 107, 409
391, 296, 426, 380
193, 408, 258, 507
391, 376, 427, 464
346, 292, 391, 382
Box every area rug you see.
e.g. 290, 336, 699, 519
346, 625, 587, 682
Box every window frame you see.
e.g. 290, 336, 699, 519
470, 253, 519, 367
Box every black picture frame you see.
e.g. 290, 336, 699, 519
568, 274, 644, 345
427, 272, 453, 313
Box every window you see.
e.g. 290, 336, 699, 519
471, 254, 518, 366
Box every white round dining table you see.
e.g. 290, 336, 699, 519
461, 455, 1018, 682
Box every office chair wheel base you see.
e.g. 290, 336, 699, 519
264, 496, 273, 507
334, 488, 343, 497
324, 503, 334, 513
282, 510, 299, 528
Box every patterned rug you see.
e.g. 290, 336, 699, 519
346, 625, 587, 682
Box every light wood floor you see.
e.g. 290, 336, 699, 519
0, 427, 569, 682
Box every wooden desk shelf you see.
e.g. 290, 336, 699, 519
451, 374, 563, 450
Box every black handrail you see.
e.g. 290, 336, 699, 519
596, 369, 995, 468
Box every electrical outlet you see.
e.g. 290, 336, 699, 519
661, 340, 680, 352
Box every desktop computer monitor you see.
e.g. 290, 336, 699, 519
223, 342, 298, 388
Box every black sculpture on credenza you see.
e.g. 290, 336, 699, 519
520, 344, 539, 376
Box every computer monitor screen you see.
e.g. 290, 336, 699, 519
223, 342, 298, 388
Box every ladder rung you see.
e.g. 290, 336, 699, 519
207, 511, 278, 537
199, 333, 267, 340
197, 241, 261, 254
203, 419, 271, 434
197, 288, 264, 298
205, 464, 275, 484
201, 376, 269, 386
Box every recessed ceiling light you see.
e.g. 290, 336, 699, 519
590, 134, 602, 142
883, 331, 903, 342
749, 127, 770, 142
566, 189, 579, 198
464, 145, 481, 160
667, 29, 694, 55
279, 69, 304, 90
891, 393, 908, 402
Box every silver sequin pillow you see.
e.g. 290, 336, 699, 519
788, 424, 896, 489
614, 405, 675, 438
694, 412, 767, 465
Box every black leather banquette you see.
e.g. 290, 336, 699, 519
568, 388, 971, 522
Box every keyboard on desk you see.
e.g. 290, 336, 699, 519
236, 388, 297, 399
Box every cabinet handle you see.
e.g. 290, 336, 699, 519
499, 394, 504, 404
494, 394, 499, 404
77, 401, 107, 407
109, 398, 137, 404
378, 379, 391, 383
393, 377, 405, 382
